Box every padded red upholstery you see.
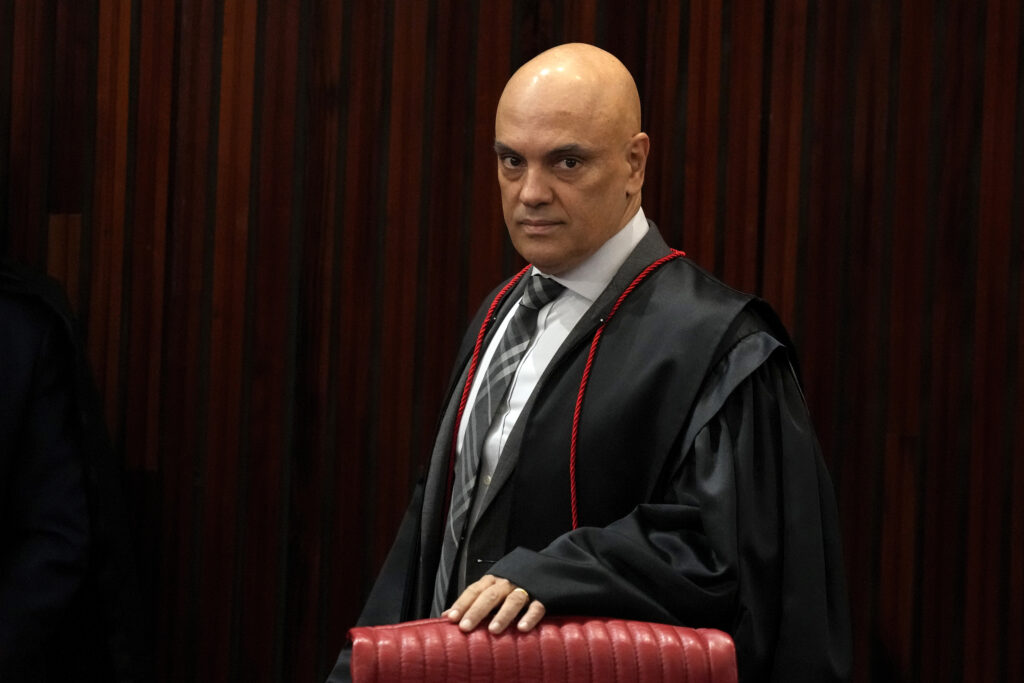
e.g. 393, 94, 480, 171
349, 616, 737, 682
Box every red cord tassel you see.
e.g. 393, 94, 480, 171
568, 250, 685, 528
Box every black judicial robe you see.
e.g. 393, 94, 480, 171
337, 225, 851, 682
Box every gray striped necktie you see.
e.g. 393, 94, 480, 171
431, 274, 565, 614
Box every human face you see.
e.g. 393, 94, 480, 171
494, 102, 646, 275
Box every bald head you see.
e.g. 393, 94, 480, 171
493, 44, 650, 275
498, 43, 642, 139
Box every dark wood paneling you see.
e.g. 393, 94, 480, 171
2, 2, 1021, 681
9, 0, 54, 265
968, 3, 1020, 681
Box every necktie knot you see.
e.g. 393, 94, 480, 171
520, 274, 565, 311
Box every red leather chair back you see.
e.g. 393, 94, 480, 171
349, 616, 737, 682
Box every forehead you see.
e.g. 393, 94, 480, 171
495, 93, 616, 154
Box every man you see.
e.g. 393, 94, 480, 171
330, 43, 850, 681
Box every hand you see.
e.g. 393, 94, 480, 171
443, 574, 546, 634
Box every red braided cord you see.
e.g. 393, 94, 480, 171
441, 265, 532, 524
569, 249, 685, 529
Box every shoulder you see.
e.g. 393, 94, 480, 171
648, 257, 772, 318
0, 263, 78, 403
0, 288, 66, 357
633, 256, 798, 371
0, 261, 74, 355
625, 256, 768, 335
1, 258, 75, 326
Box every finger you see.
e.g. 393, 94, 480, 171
516, 600, 546, 632
458, 577, 514, 631
446, 575, 498, 622
487, 587, 532, 634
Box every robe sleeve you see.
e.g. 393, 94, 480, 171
488, 332, 852, 682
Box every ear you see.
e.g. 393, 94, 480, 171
625, 132, 650, 195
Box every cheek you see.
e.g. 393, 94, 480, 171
566, 187, 604, 224
498, 177, 519, 200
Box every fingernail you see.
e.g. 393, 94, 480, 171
460, 619, 472, 630
488, 621, 501, 633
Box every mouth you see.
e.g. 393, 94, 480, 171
518, 219, 562, 235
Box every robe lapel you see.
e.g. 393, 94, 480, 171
470, 223, 673, 522
419, 222, 673, 602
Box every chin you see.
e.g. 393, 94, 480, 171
509, 232, 578, 274
514, 244, 557, 272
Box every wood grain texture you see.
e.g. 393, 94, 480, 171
1, 2, 1020, 681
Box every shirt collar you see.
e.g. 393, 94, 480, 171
533, 207, 649, 303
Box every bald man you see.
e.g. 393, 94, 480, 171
328, 44, 851, 682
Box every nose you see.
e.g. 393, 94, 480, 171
519, 167, 553, 207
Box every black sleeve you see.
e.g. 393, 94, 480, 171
0, 312, 91, 666
489, 339, 852, 682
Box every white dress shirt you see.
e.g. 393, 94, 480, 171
457, 208, 650, 497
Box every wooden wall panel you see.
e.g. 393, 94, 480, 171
8, 0, 52, 265
125, 0, 174, 472
967, 3, 1019, 680
1, 2, 1021, 681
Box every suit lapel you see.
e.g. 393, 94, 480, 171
416, 276, 527, 609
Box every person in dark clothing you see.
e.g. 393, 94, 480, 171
0, 258, 149, 682
329, 43, 851, 682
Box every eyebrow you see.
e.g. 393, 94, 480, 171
493, 141, 518, 156
492, 141, 594, 160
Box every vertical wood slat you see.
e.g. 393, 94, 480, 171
883, 1, 932, 672
799, 0, 846, 420
199, 0, 258, 679
235, 0, 302, 678
9, 0, 52, 264
330, 2, 390, 661
922, 4, 987, 681
966, 2, 1020, 680
465, 0, 509, 309
158, 0, 217, 679
3, 2, 1024, 681
50, 0, 89, 217
841, 1, 898, 675
89, 0, 130, 433
0, 0, 12, 254
1012, 258, 1024, 683
641, 0, 684, 247
46, 212, 80, 305
454, 1, 494, 311
681, 0, 722, 271
377, 0, 428, 572
720, 0, 763, 294
123, 0, 173, 474
760, 0, 807, 332
291, 0, 348, 675
1009, 3, 1024, 676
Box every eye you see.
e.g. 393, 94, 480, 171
557, 158, 581, 170
500, 155, 524, 169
